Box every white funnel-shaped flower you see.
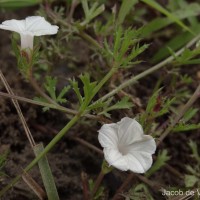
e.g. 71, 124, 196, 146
98, 117, 156, 173
0, 16, 59, 50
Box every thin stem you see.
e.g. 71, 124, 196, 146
81, 172, 89, 200
99, 33, 200, 102
91, 66, 117, 100
0, 70, 35, 147
0, 91, 98, 120
91, 170, 105, 198
112, 174, 134, 200
157, 83, 200, 146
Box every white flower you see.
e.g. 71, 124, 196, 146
98, 117, 156, 173
0, 16, 59, 50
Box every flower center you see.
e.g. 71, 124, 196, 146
118, 144, 129, 155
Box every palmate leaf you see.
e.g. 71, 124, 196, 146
106, 26, 148, 67
81, 0, 105, 25
98, 96, 133, 118
36, 76, 70, 109
80, 73, 97, 101
70, 73, 97, 106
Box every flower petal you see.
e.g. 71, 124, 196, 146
20, 33, 34, 49
125, 152, 153, 173
25, 16, 59, 36
124, 136, 156, 173
0, 19, 25, 33
127, 135, 156, 155
117, 117, 144, 146
103, 148, 128, 171
98, 123, 118, 148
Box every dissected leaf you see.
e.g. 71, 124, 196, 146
98, 96, 133, 117
173, 123, 200, 132
70, 78, 83, 104
146, 150, 170, 177
81, 0, 105, 25
188, 140, 200, 164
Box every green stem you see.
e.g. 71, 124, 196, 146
0, 113, 81, 197
0, 92, 97, 120
91, 66, 117, 101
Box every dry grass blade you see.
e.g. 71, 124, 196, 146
22, 171, 46, 200
0, 70, 35, 147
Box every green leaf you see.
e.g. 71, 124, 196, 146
128, 183, 154, 200
44, 76, 57, 101
183, 108, 199, 122
117, 0, 138, 25
89, 179, 104, 200
87, 100, 107, 111
141, 3, 200, 38
80, 73, 97, 101
173, 47, 200, 66
146, 150, 170, 177
188, 140, 200, 164
146, 88, 162, 114
81, 0, 105, 25
34, 143, 59, 200
173, 123, 200, 132
141, 0, 195, 35
40, 76, 70, 105
185, 175, 198, 188
0, 0, 41, 8
111, 27, 148, 67
57, 86, 71, 104
186, 165, 197, 175
34, 97, 50, 112
151, 31, 195, 63
81, 0, 89, 16
70, 78, 83, 104
99, 96, 133, 117
155, 97, 175, 117
90, 3, 105, 21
